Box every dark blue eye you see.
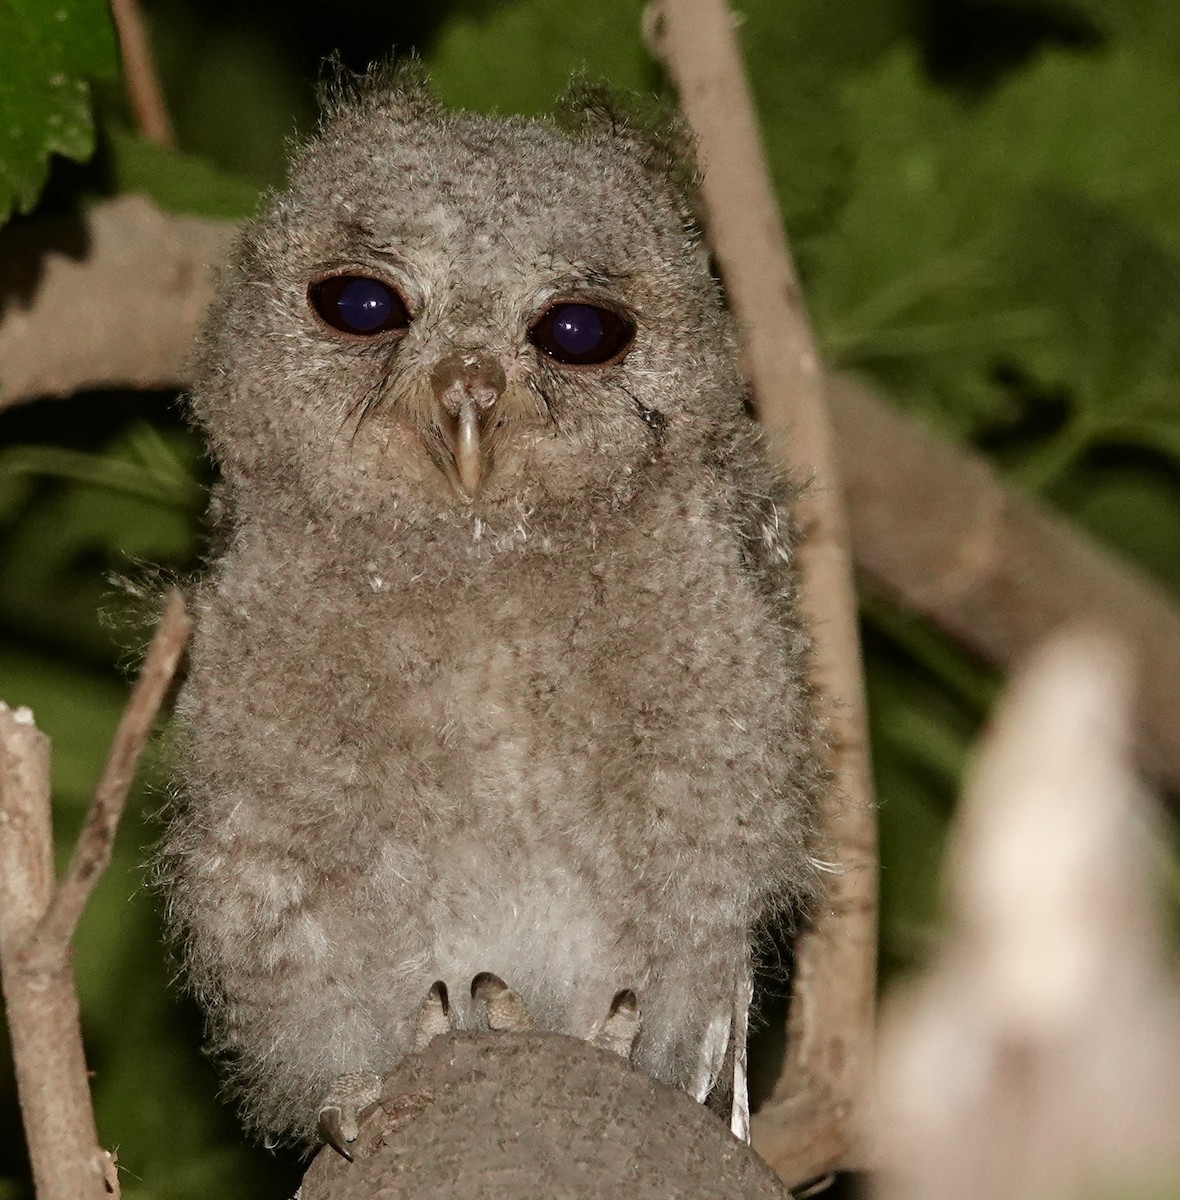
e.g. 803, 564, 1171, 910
529, 301, 634, 366
309, 275, 411, 336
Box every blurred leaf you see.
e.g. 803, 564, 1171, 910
105, 127, 262, 218
0, 0, 118, 223
0, 424, 204, 660
740, 0, 912, 248
810, 42, 1180, 442
1006, 192, 1180, 463
970, 47, 1180, 256
807, 50, 1042, 434
1058, 0, 1180, 56
147, 11, 314, 186
426, 0, 651, 115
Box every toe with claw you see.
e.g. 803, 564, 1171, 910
471, 971, 534, 1032
592, 988, 640, 1058
317, 1070, 382, 1161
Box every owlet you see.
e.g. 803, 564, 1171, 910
163, 63, 826, 1155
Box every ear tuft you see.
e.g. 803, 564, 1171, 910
315, 52, 442, 129
555, 76, 700, 210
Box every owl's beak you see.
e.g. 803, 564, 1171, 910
429, 352, 506, 498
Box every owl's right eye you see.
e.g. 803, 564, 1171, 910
308, 275, 412, 336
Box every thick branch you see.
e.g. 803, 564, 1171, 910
829, 372, 1180, 795
300, 1033, 790, 1200
0, 706, 112, 1200
0, 193, 235, 406
646, 0, 877, 1184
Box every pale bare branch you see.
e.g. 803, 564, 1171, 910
109, 0, 175, 148
869, 629, 1180, 1200
645, 0, 877, 1184
0, 706, 112, 1200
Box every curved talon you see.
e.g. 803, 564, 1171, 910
317, 1070, 381, 1160
471, 971, 534, 1032
414, 980, 452, 1051
317, 1105, 355, 1162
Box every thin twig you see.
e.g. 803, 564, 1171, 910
645, 0, 878, 1186
109, 0, 176, 149
27, 590, 191, 971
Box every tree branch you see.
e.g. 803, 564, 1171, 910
645, 0, 877, 1184
0, 194, 235, 406
0, 594, 190, 1200
299, 1033, 791, 1200
0, 706, 113, 1200
109, 0, 175, 149
829, 371, 1180, 795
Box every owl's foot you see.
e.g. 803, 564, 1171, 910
471, 971, 534, 1031
413, 979, 452, 1051
592, 987, 640, 1057
317, 1070, 382, 1161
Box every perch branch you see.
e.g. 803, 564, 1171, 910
109, 0, 175, 148
646, 0, 878, 1184
299, 1032, 791, 1200
26, 590, 191, 970
0, 707, 113, 1200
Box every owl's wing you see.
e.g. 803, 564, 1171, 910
729, 960, 754, 1142
690, 957, 754, 1143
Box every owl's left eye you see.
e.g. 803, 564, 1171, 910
529, 302, 635, 367
308, 275, 411, 336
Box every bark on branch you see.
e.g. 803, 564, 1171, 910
0, 593, 191, 1200
299, 1033, 790, 1200
0, 706, 111, 1200
829, 372, 1180, 795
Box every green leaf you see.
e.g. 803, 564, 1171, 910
740, 0, 913, 246
0, 424, 204, 660
810, 42, 1180, 438
1006, 190, 1180, 461
0, 0, 118, 223
426, 0, 652, 116
970, 47, 1180, 258
104, 126, 263, 219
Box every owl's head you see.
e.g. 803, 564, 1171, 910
191, 65, 741, 529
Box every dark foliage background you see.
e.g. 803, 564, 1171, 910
0, 0, 1178, 1196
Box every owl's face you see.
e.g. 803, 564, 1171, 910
192, 88, 736, 526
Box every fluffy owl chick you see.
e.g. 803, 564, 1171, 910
163, 64, 826, 1153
